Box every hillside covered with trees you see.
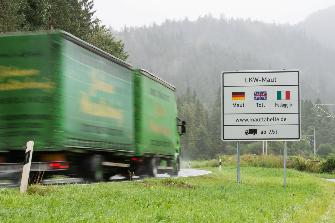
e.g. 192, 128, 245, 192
0, 0, 127, 60
299, 5, 335, 51
116, 10, 335, 159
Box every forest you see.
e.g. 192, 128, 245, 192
0, 0, 127, 60
116, 11, 335, 159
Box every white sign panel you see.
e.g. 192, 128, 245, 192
221, 70, 300, 141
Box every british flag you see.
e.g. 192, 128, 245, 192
254, 91, 267, 100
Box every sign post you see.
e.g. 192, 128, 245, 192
265, 141, 268, 155
283, 141, 287, 190
221, 70, 300, 186
262, 141, 265, 155
236, 141, 240, 184
20, 141, 34, 193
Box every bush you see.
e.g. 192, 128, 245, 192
289, 156, 322, 173
305, 159, 322, 173
290, 156, 307, 171
321, 158, 335, 173
241, 154, 283, 168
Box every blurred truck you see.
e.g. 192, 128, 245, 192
0, 31, 185, 182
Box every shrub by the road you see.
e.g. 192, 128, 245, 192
321, 158, 335, 173
290, 156, 322, 173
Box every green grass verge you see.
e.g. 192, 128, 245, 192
0, 167, 334, 223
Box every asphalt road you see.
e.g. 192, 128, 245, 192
178, 168, 212, 177
0, 168, 212, 187
43, 168, 212, 184
155, 168, 212, 178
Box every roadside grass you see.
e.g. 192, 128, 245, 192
0, 167, 334, 223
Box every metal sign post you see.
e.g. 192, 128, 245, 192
20, 141, 34, 193
237, 141, 241, 184
265, 141, 268, 155
283, 141, 287, 190
284, 141, 287, 190
262, 141, 264, 155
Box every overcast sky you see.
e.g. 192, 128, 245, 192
93, 0, 334, 30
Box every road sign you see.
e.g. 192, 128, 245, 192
221, 70, 300, 141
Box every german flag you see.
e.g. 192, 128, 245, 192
232, 92, 245, 101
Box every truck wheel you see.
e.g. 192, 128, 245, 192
85, 154, 104, 182
29, 171, 44, 184
148, 157, 158, 177
103, 172, 111, 181
173, 156, 180, 176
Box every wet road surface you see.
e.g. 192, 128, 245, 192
0, 168, 212, 187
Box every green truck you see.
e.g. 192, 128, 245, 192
0, 31, 185, 181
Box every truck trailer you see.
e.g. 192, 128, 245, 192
0, 31, 185, 182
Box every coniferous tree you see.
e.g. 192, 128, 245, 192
178, 88, 212, 159
0, 0, 128, 60
0, 0, 26, 32
208, 89, 226, 156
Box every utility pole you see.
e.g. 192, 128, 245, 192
262, 141, 265, 155
313, 127, 316, 156
266, 141, 268, 155
302, 130, 315, 155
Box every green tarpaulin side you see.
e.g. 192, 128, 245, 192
134, 70, 180, 157
0, 32, 63, 151
0, 32, 134, 152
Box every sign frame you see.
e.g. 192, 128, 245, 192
221, 70, 301, 141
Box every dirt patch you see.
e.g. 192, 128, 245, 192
160, 178, 195, 189
27, 185, 55, 196
140, 178, 195, 189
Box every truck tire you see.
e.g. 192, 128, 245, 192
84, 154, 104, 182
29, 171, 44, 184
148, 157, 158, 177
172, 156, 180, 176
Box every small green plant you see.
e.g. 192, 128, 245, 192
305, 159, 322, 173
321, 158, 335, 173
290, 156, 307, 171
27, 185, 55, 196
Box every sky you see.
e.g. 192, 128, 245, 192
93, 0, 335, 30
